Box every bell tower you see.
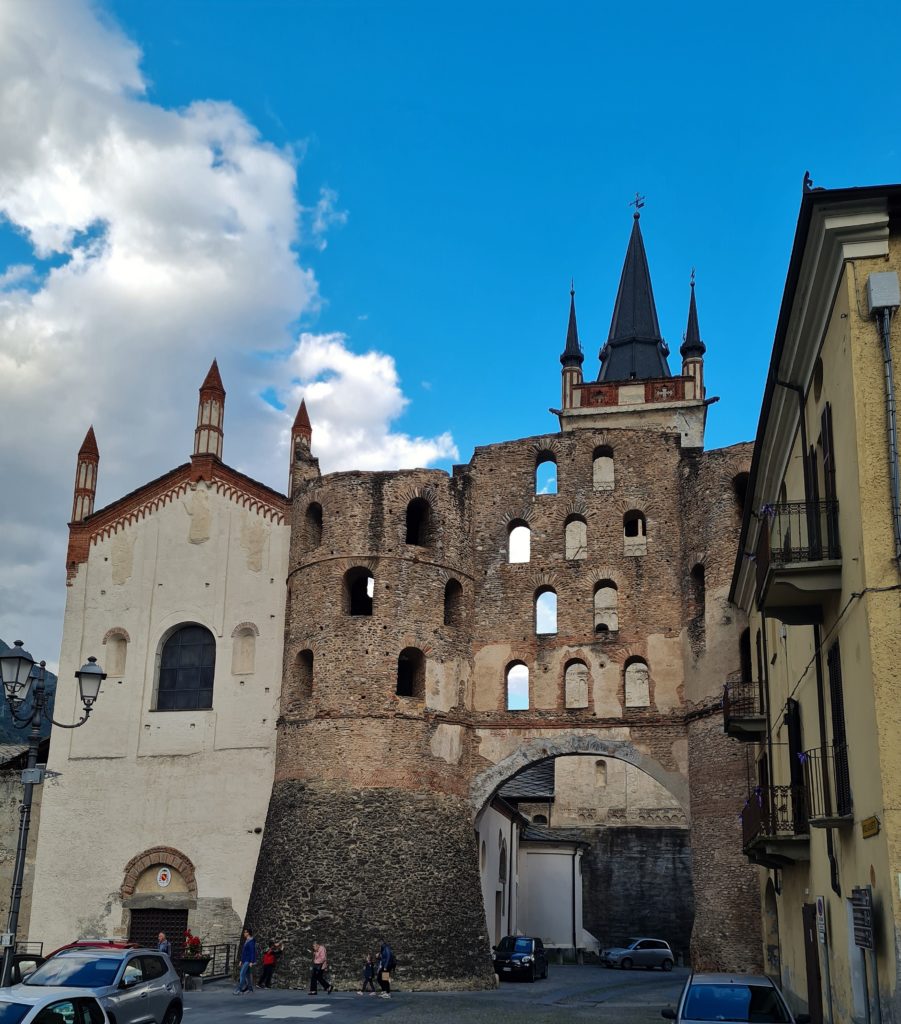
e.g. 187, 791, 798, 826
560, 282, 584, 409
289, 399, 320, 495
71, 426, 99, 523
193, 359, 225, 460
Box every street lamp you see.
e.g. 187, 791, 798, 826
0, 641, 105, 986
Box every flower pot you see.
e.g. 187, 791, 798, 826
172, 956, 210, 977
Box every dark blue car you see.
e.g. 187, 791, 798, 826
492, 936, 548, 982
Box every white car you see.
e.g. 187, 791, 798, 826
0, 987, 110, 1023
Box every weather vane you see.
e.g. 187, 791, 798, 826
629, 192, 646, 215
690, 266, 696, 288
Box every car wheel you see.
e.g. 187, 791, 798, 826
621, 957, 633, 970
662, 958, 674, 972
162, 1002, 183, 1024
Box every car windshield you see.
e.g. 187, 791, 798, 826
684, 983, 791, 1022
496, 938, 533, 953
25, 954, 121, 988
0, 1002, 31, 1024
626, 938, 642, 948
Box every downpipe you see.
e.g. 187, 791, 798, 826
876, 306, 901, 568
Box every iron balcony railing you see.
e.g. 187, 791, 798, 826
723, 678, 765, 721
741, 784, 808, 850
756, 500, 841, 595
802, 744, 852, 823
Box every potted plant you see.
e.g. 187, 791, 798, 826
172, 929, 210, 977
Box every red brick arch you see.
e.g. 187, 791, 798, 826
120, 846, 197, 899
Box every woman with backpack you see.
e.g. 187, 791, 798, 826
377, 940, 395, 999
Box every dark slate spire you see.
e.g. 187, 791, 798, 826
560, 281, 584, 367
680, 271, 706, 359
598, 211, 672, 382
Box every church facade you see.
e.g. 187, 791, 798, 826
30, 213, 762, 986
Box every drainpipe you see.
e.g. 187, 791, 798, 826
571, 850, 577, 960
813, 624, 841, 898
867, 272, 901, 568
508, 815, 515, 936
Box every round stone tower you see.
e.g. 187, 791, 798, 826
245, 444, 494, 988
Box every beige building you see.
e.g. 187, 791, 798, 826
729, 182, 901, 1022
29, 362, 290, 953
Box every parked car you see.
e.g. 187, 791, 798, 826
0, 987, 110, 1023
14, 947, 182, 1024
492, 936, 549, 982
603, 937, 674, 970
661, 972, 811, 1023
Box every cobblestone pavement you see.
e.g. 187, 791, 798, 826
184, 965, 687, 1023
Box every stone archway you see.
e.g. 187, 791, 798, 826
120, 846, 197, 899
469, 731, 690, 817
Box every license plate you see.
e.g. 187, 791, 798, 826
503, 967, 512, 972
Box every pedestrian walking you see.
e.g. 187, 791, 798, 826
308, 941, 333, 995
377, 940, 395, 999
157, 932, 172, 956
356, 953, 376, 995
259, 941, 283, 988
234, 927, 257, 994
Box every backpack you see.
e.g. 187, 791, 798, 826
386, 949, 397, 972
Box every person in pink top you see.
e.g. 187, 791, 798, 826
309, 941, 333, 995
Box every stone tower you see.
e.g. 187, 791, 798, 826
71, 426, 99, 523
246, 211, 760, 985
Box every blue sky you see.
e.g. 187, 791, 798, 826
2, 0, 901, 665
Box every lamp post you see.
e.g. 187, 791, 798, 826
0, 641, 105, 986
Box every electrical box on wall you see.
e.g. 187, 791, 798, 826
866, 271, 901, 314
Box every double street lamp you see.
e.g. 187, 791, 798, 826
0, 641, 106, 986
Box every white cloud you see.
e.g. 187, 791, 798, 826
0, 1, 455, 669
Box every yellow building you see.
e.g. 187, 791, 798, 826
729, 182, 901, 1023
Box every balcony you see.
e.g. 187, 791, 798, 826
741, 785, 810, 867
755, 500, 842, 624
722, 678, 766, 741
802, 745, 853, 828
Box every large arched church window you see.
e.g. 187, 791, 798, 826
156, 624, 216, 710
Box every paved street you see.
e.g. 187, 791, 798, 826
184, 965, 687, 1023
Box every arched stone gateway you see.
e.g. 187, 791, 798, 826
470, 733, 690, 815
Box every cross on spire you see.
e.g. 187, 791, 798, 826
629, 192, 646, 219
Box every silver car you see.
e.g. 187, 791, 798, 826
603, 937, 674, 970
0, 986, 110, 1023
661, 972, 811, 1023
15, 949, 183, 1024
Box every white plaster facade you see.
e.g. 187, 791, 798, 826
475, 800, 520, 946
30, 475, 289, 951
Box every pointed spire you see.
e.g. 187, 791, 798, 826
194, 359, 225, 459
560, 281, 584, 367
293, 398, 312, 436
680, 270, 706, 359
200, 358, 225, 397
72, 426, 100, 523
598, 213, 671, 382
78, 426, 99, 458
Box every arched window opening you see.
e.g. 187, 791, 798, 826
732, 473, 749, 515
405, 498, 431, 546
595, 759, 608, 787
297, 649, 314, 700
593, 446, 614, 491
594, 581, 619, 633
624, 657, 650, 708
508, 522, 531, 563
157, 624, 216, 711
535, 588, 557, 636
690, 563, 705, 620
623, 510, 647, 555
444, 578, 463, 627
739, 628, 752, 682
396, 647, 425, 699
231, 626, 257, 675
344, 567, 374, 616
533, 814, 548, 825
305, 502, 323, 547
564, 659, 589, 709
104, 631, 128, 677
499, 839, 508, 884
564, 515, 588, 560
506, 662, 529, 711
535, 452, 557, 494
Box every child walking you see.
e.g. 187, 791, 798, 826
356, 953, 376, 995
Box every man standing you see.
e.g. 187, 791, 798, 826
308, 942, 333, 995
377, 940, 395, 999
157, 932, 172, 956
234, 928, 256, 994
